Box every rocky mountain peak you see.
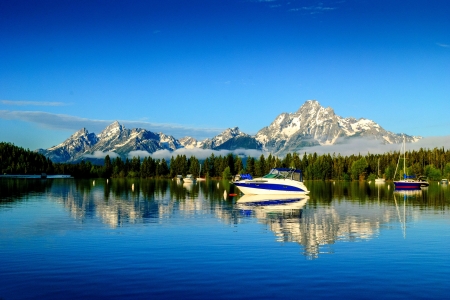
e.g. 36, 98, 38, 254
297, 99, 320, 111
199, 127, 262, 150
97, 121, 124, 139
179, 136, 199, 149
38, 100, 421, 163
71, 128, 89, 139
223, 127, 242, 137
256, 100, 420, 155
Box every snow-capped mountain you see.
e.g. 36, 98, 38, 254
199, 127, 262, 150
37, 128, 98, 163
37, 100, 421, 163
255, 100, 420, 155
179, 136, 201, 149
37, 121, 182, 162
90, 121, 182, 154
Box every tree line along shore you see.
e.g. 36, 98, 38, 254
1, 142, 450, 181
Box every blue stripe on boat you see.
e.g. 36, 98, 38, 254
394, 182, 422, 190
233, 182, 304, 192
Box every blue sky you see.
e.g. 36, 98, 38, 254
1, 0, 449, 151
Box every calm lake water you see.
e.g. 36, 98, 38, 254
1, 178, 450, 299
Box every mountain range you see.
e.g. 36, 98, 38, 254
37, 100, 420, 163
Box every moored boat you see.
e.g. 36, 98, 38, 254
232, 168, 309, 195
183, 174, 195, 183
393, 136, 422, 190
394, 176, 422, 190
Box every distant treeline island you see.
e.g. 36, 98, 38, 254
1, 142, 450, 181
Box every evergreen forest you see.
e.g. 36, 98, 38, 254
2, 141, 450, 181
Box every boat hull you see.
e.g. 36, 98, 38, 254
233, 180, 309, 195
394, 180, 422, 190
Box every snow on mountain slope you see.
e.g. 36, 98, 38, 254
200, 127, 262, 150
179, 137, 201, 149
255, 100, 420, 155
39, 121, 182, 162
37, 101, 421, 163
37, 128, 98, 163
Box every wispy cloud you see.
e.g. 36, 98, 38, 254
83, 151, 120, 159
128, 150, 154, 159
436, 43, 450, 48
300, 136, 450, 156
131, 148, 267, 160
0, 110, 224, 140
289, 4, 336, 13
1, 100, 70, 106
72, 136, 450, 161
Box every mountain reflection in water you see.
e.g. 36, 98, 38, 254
1, 178, 450, 259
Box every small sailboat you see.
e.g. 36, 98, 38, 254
375, 158, 385, 184
393, 136, 422, 190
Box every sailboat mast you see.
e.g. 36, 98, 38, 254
378, 158, 380, 177
403, 135, 406, 177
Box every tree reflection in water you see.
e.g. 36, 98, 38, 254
1, 178, 449, 258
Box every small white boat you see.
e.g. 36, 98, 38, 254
441, 179, 448, 185
183, 174, 195, 183
232, 168, 309, 195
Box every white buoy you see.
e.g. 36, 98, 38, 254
217, 182, 219, 189
107, 179, 109, 184
93, 180, 95, 186
223, 190, 227, 200
132, 183, 134, 191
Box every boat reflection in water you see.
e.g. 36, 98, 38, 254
236, 194, 314, 256
392, 189, 423, 239
393, 188, 423, 197
182, 181, 194, 192
237, 194, 308, 213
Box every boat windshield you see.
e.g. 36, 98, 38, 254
263, 169, 279, 179
262, 168, 304, 182
263, 169, 288, 179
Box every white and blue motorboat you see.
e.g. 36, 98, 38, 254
232, 168, 309, 195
